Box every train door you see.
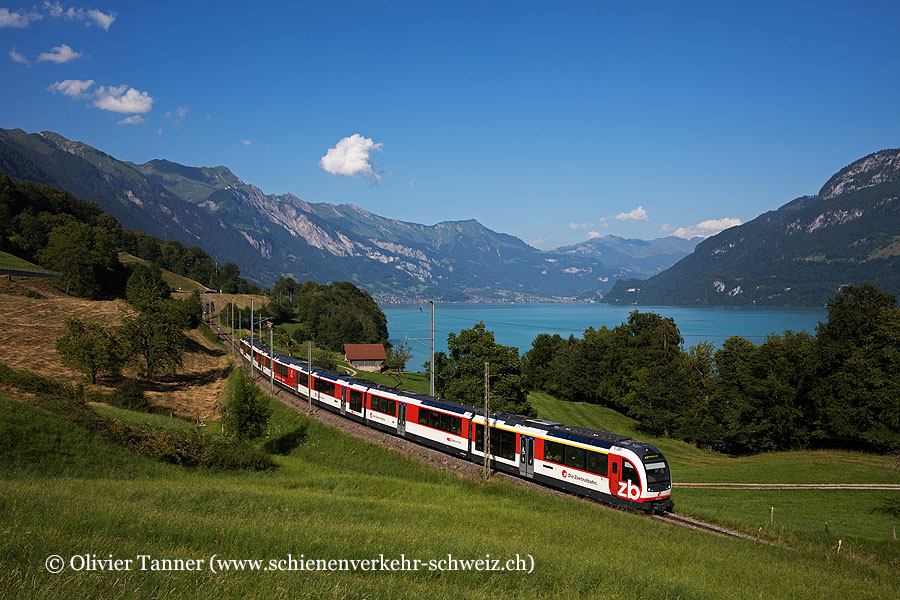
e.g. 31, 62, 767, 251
608, 454, 622, 497
397, 403, 406, 436
340, 388, 347, 416
519, 436, 534, 478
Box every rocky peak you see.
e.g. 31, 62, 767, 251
818, 148, 900, 200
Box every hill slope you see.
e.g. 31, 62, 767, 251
604, 148, 900, 306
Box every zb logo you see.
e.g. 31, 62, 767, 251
618, 480, 640, 500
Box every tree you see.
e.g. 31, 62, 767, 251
125, 262, 170, 310
36, 221, 123, 299
522, 333, 566, 391
222, 369, 272, 439
120, 301, 188, 380
383, 343, 413, 373
435, 322, 534, 416
55, 318, 127, 384
812, 284, 900, 450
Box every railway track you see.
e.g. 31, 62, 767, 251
652, 512, 776, 544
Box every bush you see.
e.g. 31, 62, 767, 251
222, 369, 272, 440
262, 424, 308, 455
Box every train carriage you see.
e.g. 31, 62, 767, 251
238, 336, 673, 513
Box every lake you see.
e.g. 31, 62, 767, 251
380, 303, 828, 370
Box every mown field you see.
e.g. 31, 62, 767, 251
2, 381, 899, 599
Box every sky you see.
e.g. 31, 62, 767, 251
3, 1, 900, 249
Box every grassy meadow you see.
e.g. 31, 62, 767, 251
2, 381, 900, 599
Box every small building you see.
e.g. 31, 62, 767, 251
343, 344, 387, 372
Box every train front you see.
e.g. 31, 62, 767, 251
637, 444, 674, 513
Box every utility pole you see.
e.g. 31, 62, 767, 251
307, 340, 312, 413
428, 300, 434, 398
483, 361, 490, 482
270, 324, 274, 395
250, 298, 255, 376
406, 300, 435, 396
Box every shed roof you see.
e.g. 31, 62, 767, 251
343, 343, 387, 361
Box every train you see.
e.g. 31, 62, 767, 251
237, 335, 674, 513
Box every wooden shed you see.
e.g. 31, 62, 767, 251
343, 344, 387, 372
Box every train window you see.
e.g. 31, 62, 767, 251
473, 425, 514, 458
274, 362, 289, 377
622, 461, 640, 489
370, 395, 397, 416
644, 461, 670, 491
297, 373, 308, 387
564, 445, 587, 471
348, 389, 363, 413
586, 451, 608, 476
314, 378, 335, 397
543, 440, 565, 464
419, 408, 462, 436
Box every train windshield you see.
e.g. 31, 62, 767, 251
643, 461, 671, 491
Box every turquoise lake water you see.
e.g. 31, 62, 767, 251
380, 303, 828, 370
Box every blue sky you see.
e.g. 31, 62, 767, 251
3, 1, 900, 249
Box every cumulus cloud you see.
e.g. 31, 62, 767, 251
117, 115, 144, 125
9, 47, 28, 64
663, 217, 742, 239
529, 238, 548, 248
241, 139, 252, 146
42, 2, 115, 30
4, 3, 115, 30
47, 78, 95, 98
85, 8, 114, 30
569, 221, 592, 229
94, 85, 153, 113
586, 231, 603, 240
319, 134, 383, 182
613, 205, 648, 222
0, 7, 42, 27
37, 43, 82, 63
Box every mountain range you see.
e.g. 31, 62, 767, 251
603, 148, 900, 306
0, 127, 696, 301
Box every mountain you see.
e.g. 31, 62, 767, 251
0, 127, 688, 301
603, 148, 900, 306
552, 235, 701, 278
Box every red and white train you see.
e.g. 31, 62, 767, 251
239, 336, 674, 513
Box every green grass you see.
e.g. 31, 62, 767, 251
529, 391, 900, 561
118, 252, 208, 292
0, 250, 41, 269
3, 390, 900, 599
4, 375, 900, 599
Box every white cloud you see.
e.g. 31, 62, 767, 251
0, 8, 42, 27
94, 85, 153, 113
529, 238, 548, 248
37, 43, 82, 63
156, 128, 163, 135
9, 47, 28, 64
569, 221, 592, 229
117, 115, 144, 125
613, 205, 648, 222
86, 8, 114, 30
44, 3, 115, 30
241, 139, 252, 146
47, 78, 95, 98
319, 133, 383, 182
586, 231, 602, 240
665, 217, 742, 239
408, 178, 415, 188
